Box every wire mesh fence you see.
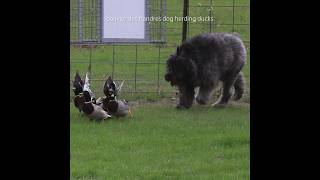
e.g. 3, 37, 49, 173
70, 0, 250, 101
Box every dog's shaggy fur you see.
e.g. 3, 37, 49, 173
165, 33, 246, 109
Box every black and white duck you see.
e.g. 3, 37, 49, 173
73, 70, 85, 112
100, 76, 124, 111
73, 66, 96, 112
72, 70, 84, 96
78, 97, 111, 121
106, 100, 132, 118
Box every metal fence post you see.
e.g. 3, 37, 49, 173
78, 0, 83, 42
232, 0, 235, 32
134, 44, 138, 92
112, 44, 115, 78
157, 46, 161, 94
182, 0, 189, 42
209, 0, 213, 32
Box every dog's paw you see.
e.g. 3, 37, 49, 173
176, 104, 185, 109
233, 92, 243, 101
196, 96, 207, 105
176, 104, 190, 109
212, 101, 228, 108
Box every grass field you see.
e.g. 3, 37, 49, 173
71, 0, 250, 179
71, 103, 249, 179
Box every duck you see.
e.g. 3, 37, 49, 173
100, 76, 124, 111
73, 65, 96, 112
73, 70, 85, 112
72, 70, 84, 96
81, 100, 111, 121
106, 100, 132, 118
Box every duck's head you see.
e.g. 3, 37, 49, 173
103, 76, 117, 99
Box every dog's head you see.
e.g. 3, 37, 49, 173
165, 46, 198, 109
165, 47, 197, 87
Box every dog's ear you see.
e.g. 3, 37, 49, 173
164, 73, 172, 82
173, 57, 197, 77
176, 46, 181, 55
183, 58, 198, 83
186, 58, 197, 72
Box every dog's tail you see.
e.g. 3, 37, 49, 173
233, 71, 245, 101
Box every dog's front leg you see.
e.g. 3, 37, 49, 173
177, 85, 195, 109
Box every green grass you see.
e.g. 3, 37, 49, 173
71, 0, 250, 179
71, 103, 250, 179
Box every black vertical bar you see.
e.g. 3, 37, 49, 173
160, 0, 163, 41
163, 0, 167, 42
89, 0, 93, 69
96, 0, 99, 41
232, 0, 235, 32
89, 47, 92, 72
112, 44, 115, 78
187, 4, 190, 36
134, 44, 138, 92
152, 0, 155, 41
209, 0, 212, 32
157, 46, 161, 94
78, 0, 83, 42
182, 0, 189, 42
90, 0, 93, 41
99, 0, 103, 42
88, 44, 92, 83
95, 0, 98, 41
209, 8, 212, 32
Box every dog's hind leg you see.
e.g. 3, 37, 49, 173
233, 71, 245, 101
213, 71, 240, 107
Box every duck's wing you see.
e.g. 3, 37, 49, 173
111, 100, 130, 117
91, 104, 111, 119
73, 96, 81, 110
116, 80, 125, 95
95, 97, 104, 105
83, 72, 95, 100
103, 76, 112, 96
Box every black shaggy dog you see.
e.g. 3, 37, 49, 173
165, 33, 246, 109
